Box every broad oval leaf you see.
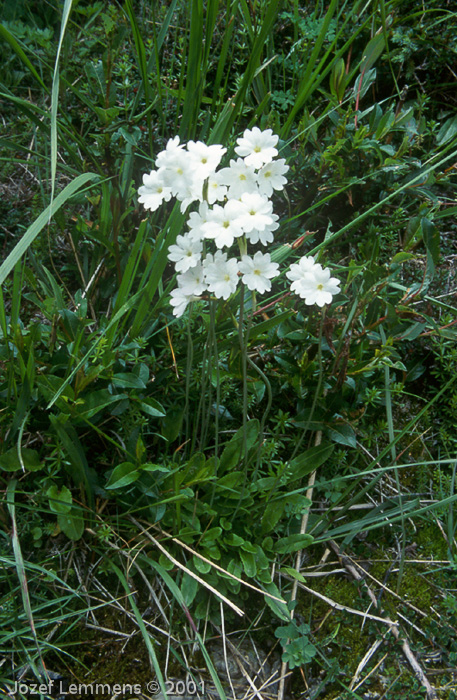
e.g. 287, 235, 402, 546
105, 462, 140, 489
58, 509, 84, 541
274, 534, 314, 554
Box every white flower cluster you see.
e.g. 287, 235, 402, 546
138, 127, 341, 315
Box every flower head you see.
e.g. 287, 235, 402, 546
138, 170, 172, 212
234, 127, 279, 169
201, 199, 245, 249
235, 192, 274, 233
167, 234, 202, 273
203, 250, 239, 300
287, 257, 341, 307
170, 287, 196, 317
177, 263, 208, 296
218, 158, 258, 199
238, 252, 279, 294
187, 141, 226, 179
257, 159, 289, 197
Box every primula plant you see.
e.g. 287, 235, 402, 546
138, 127, 341, 316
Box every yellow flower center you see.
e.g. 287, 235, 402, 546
254, 146, 261, 153
254, 269, 261, 276
317, 283, 324, 290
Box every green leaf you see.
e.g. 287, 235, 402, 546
240, 550, 256, 577
47, 484, 72, 514
330, 57, 346, 102
262, 581, 290, 622
49, 415, 95, 509
274, 534, 314, 554
436, 115, 457, 146
326, 423, 357, 448
280, 567, 307, 583
0, 447, 41, 472
261, 499, 287, 533
81, 390, 128, 418
390, 252, 415, 266
181, 571, 199, 607
0, 23, 47, 90
193, 555, 211, 574
359, 33, 385, 74
0, 173, 98, 287
219, 419, 259, 472
105, 462, 140, 490
138, 399, 166, 417
111, 373, 147, 389
58, 509, 84, 541
288, 444, 334, 482
422, 218, 440, 266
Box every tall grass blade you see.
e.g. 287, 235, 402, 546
50, 0, 74, 207
0, 173, 98, 287
6, 480, 47, 679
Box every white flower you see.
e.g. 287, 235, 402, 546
245, 213, 279, 246
201, 199, 245, 249
187, 202, 210, 241
238, 252, 279, 294
203, 250, 239, 300
206, 171, 228, 204
167, 234, 202, 273
235, 192, 274, 233
155, 136, 185, 169
187, 141, 226, 179
218, 158, 258, 199
287, 258, 341, 307
138, 170, 172, 212
235, 127, 279, 168
177, 264, 207, 296
257, 159, 289, 197
286, 256, 317, 283
170, 287, 196, 317
158, 150, 194, 202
